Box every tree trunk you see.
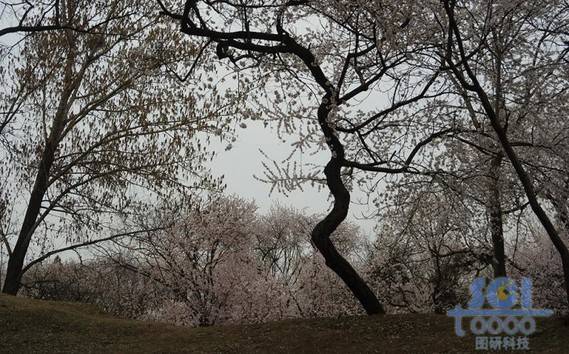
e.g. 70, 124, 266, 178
2, 36, 77, 294
462, 69, 569, 307
311, 96, 384, 315
488, 154, 507, 278
2, 121, 66, 294
480, 92, 569, 306
311, 158, 385, 315
443, 2, 569, 306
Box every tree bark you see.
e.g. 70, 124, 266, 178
2, 114, 67, 294
488, 154, 507, 278
167, 2, 385, 314
311, 96, 384, 315
2, 34, 77, 294
472, 80, 569, 308
443, 0, 569, 306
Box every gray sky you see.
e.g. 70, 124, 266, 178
209, 120, 377, 236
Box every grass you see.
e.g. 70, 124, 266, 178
1, 294, 567, 353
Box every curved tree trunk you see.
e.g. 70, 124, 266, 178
311, 96, 384, 315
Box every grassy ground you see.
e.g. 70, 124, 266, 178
0, 294, 567, 353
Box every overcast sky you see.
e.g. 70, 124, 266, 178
209, 120, 377, 236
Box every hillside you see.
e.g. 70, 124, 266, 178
0, 294, 566, 353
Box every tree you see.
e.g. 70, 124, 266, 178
367, 182, 487, 313
109, 196, 266, 326
512, 229, 569, 314
1, 1, 63, 37
435, 0, 569, 306
158, 0, 457, 315
255, 204, 364, 318
1, 0, 233, 294
21, 255, 166, 318
21, 197, 365, 325
0, 1, 119, 37
351, 0, 569, 307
